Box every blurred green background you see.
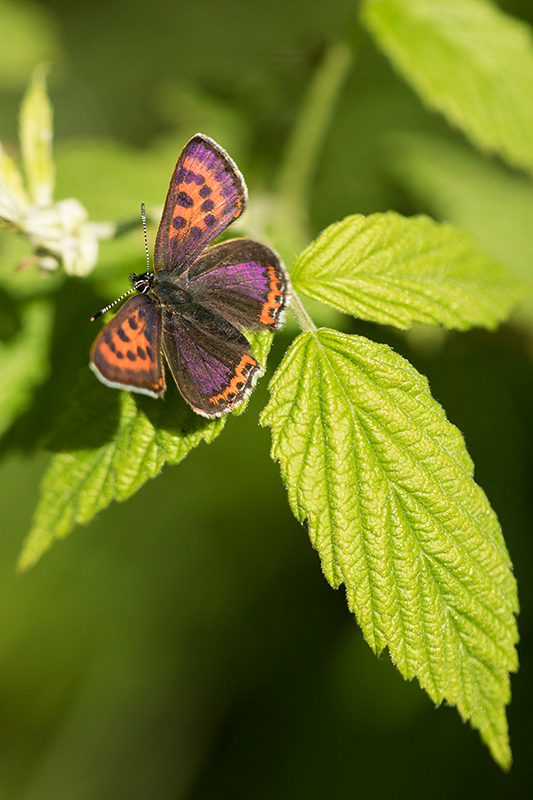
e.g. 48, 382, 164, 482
1, 0, 533, 796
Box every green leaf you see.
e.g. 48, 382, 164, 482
0, 298, 52, 440
261, 328, 519, 768
291, 213, 526, 330
361, 0, 533, 175
246, 329, 274, 368
18, 371, 225, 571
20, 64, 55, 207
385, 132, 533, 323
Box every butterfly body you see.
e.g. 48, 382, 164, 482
90, 134, 289, 417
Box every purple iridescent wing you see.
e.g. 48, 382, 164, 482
186, 238, 289, 331
154, 134, 247, 275
161, 304, 261, 418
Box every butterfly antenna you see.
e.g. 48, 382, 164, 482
141, 202, 151, 273
91, 204, 152, 322
91, 287, 135, 322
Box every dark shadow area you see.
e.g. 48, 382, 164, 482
0, 286, 23, 341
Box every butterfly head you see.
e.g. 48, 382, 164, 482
129, 272, 154, 295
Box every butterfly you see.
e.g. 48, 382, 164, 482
90, 133, 289, 418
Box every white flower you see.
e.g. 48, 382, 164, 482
23, 198, 114, 276
0, 67, 115, 278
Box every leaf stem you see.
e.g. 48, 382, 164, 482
290, 288, 317, 332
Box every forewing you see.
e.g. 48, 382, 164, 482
161, 305, 261, 417
154, 134, 247, 275
90, 294, 166, 398
187, 238, 289, 331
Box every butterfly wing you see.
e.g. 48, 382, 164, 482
186, 238, 289, 331
154, 134, 247, 276
90, 294, 166, 398
161, 304, 261, 417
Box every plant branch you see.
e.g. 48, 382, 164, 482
278, 41, 354, 212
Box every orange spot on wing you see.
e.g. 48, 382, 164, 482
260, 264, 285, 326
168, 153, 244, 249
91, 299, 165, 396
208, 354, 259, 408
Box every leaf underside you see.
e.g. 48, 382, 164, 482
261, 328, 519, 768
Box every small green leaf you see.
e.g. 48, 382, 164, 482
362, 0, 533, 175
246, 329, 274, 370
0, 141, 28, 221
20, 64, 55, 207
0, 298, 52, 440
18, 371, 225, 571
291, 213, 526, 329
385, 133, 533, 324
261, 328, 518, 768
